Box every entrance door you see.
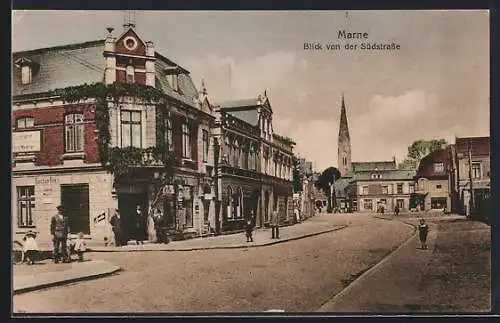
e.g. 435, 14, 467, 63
61, 184, 90, 234
118, 192, 148, 240
396, 199, 405, 210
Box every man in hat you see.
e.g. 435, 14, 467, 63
109, 209, 124, 246
50, 205, 70, 263
270, 207, 280, 239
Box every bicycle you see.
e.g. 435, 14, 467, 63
12, 240, 25, 265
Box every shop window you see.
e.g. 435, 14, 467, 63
121, 110, 142, 148
65, 113, 84, 152
17, 116, 34, 129
227, 186, 233, 219
184, 186, 193, 228
363, 199, 372, 210
182, 123, 191, 158
17, 186, 35, 228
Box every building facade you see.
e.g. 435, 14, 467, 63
414, 148, 452, 212
449, 136, 490, 217
346, 161, 416, 213
211, 93, 295, 232
12, 26, 215, 246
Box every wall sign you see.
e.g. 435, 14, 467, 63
13, 131, 41, 153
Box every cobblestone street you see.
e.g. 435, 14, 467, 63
13, 214, 413, 313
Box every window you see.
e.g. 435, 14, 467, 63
434, 162, 444, 173
472, 163, 481, 179
17, 186, 35, 228
17, 116, 34, 129
363, 199, 373, 210
397, 184, 403, 194
164, 117, 173, 151
343, 156, 347, 165
234, 140, 240, 167
126, 65, 135, 84
21, 65, 32, 84
65, 114, 84, 152
382, 186, 389, 194
227, 186, 233, 219
362, 186, 368, 195
121, 110, 142, 148
182, 123, 191, 158
409, 184, 415, 193
202, 130, 209, 162
436, 184, 442, 189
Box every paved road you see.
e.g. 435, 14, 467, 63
13, 214, 413, 313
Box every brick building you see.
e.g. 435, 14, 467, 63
12, 25, 215, 246
414, 148, 452, 212
211, 93, 295, 232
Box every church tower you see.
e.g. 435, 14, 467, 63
338, 93, 352, 177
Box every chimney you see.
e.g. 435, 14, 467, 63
104, 27, 117, 84
145, 41, 156, 87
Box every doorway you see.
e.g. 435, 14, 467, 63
118, 192, 148, 240
61, 184, 90, 234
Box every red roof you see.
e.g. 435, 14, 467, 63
415, 148, 451, 179
455, 137, 490, 156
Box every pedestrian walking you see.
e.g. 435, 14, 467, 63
73, 232, 87, 262
22, 230, 39, 265
50, 205, 70, 263
418, 219, 429, 250
294, 207, 300, 223
394, 205, 400, 216
245, 210, 255, 242
134, 205, 145, 245
109, 209, 124, 246
270, 208, 280, 239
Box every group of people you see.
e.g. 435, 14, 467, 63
109, 205, 166, 247
244, 208, 281, 242
21, 205, 87, 265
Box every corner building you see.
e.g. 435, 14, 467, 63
12, 25, 215, 246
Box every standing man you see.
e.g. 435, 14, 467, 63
50, 205, 70, 263
134, 205, 145, 245
270, 207, 280, 239
109, 209, 123, 246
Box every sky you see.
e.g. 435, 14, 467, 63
12, 10, 490, 171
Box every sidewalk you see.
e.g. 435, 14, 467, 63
13, 259, 121, 295
317, 217, 491, 312
90, 218, 348, 252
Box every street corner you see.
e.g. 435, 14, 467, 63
13, 259, 122, 295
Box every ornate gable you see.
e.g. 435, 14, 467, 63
115, 28, 147, 57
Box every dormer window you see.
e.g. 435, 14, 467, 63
434, 162, 444, 173
126, 65, 135, 84
21, 65, 32, 84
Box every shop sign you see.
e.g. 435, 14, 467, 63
13, 131, 41, 153
35, 176, 59, 185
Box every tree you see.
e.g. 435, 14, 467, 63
314, 167, 341, 213
398, 139, 447, 170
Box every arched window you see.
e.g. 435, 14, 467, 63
234, 139, 240, 167
126, 65, 135, 84
236, 187, 243, 218
65, 113, 84, 152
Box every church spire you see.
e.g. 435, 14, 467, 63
338, 93, 352, 177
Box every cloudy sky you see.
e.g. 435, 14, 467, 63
12, 10, 490, 171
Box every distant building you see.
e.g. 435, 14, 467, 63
296, 157, 315, 219
345, 160, 416, 213
414, 148, 452, 212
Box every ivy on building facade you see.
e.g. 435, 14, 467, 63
52, 82, 178, 179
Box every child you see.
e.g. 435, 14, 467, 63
418, 219, 429, 250
23, 230, 39, 265
73, 232, 87, 262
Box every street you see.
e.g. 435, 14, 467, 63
14, 214, 413, 313
13, 213, 490, 313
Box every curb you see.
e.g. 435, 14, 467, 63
316, 220, 417, 312
13, 262, 122, 295
88, 225, 348, 253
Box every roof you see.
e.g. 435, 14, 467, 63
226, 109, 260, 126
12, 40, 106, 97
13, 39, 200, 108
215, 98, 261, 109
455, 136, 490, 156
352, 160, 397, 172
354, 169, 416, 181
415, 148, 451, 179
